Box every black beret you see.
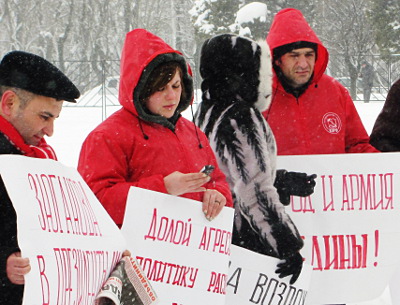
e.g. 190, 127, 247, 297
273, 41, 318, 61
0, 51, 80, 103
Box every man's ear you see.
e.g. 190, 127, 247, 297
0, 90, 18, 117
274, 58, 282, 68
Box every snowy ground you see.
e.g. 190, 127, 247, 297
47, 99, 394, 305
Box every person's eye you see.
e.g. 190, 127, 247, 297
157, 87, 165, 92
40, 115, 50, 121
173, 84, 181, 89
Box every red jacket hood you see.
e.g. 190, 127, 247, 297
267, 8, 329, 84
119, 29, 193, 121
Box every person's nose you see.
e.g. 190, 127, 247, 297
297, 55, 308, 68
165, 86, 177, 100
43, 121, 54, 137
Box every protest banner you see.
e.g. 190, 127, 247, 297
277, 152, 400, 304
226, 245, 312, 305
121, 187, 234, 305
0, 155, 127, 305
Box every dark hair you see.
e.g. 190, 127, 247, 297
0, 85, 35, 109
140, 61, 186, 104
273, 41, 317, 61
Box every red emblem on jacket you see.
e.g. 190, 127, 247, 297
322, 112, 342, 134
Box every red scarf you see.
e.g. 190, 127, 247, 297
0, 116, 57, 160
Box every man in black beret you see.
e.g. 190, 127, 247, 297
0, 50, 80, 305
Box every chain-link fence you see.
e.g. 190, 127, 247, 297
60, 60, 121, 120
60, 55, 400, 119
61, 59, 120, 103
60, 59, 202, 120
329, 54, 400, 102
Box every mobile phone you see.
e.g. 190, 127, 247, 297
200, 165, 215, 176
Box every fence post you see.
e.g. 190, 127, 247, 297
101, 60, 106, 121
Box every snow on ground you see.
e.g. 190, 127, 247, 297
354, 100, 385, 135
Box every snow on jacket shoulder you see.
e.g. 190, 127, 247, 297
78, 29, 232, 226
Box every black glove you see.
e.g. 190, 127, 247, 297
274, 170, 317, 205
275, 252, 303, 285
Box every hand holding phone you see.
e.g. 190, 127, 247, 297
200, 165, 215, 176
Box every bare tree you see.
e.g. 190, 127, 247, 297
1, 0, 42, 51
318, 0, 375, 99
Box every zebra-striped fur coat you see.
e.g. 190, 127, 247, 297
195, 34, 303, 259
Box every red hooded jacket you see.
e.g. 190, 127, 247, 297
78, 29, 233, 226
263, 8, 378, 155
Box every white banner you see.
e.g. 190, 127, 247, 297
227, 246, 312, 305
0, 155, 126, 305
122, 187, 234, 305
3, 152, 398, 304
277, 152, 400, 304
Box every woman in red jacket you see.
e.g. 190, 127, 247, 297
78, 29, 232, 227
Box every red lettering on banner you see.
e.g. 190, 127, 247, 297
311, 233, 373, 270
37, 255, 50, 305
311, 236, 323, 270
291, 196, 315, 213
144, 208, 192, 246
198, 227, 231, 255
54, 248, 73, 305
207, 272, 227, 294
110, 251, 121, 274
61, 179, 75, 235
27, 172, 102, 236
28, 173, 64, 233
53, 248, 113, 305
137, 256, 198, 288
64, 178, 84, 235
28, 173, 46, 231
374, 230, 380, 266
342, 174, 393, 211
321, 175, 335, 211
78, 182, 102, 236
